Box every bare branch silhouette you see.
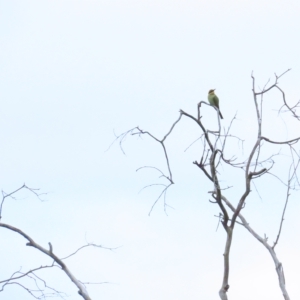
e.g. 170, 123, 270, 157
112, 69, 300, 299
0, 184, 114, 299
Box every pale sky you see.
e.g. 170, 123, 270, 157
1, 1, 300, 299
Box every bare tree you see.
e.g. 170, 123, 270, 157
0, 184, 113, 300
114, 70, 300, 299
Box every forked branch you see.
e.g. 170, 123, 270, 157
0, 223, 92, 300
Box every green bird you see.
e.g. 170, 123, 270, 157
208, 89, 224, 119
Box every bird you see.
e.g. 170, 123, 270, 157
208, 89, 223, 119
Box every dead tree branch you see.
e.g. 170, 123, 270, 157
0, 222, 92, 300
221, 194, 290, 300
113, 69, 299, 300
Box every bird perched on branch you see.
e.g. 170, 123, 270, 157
208, 89, 224, 119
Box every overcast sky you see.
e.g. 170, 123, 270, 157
1, 1, 300, 299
